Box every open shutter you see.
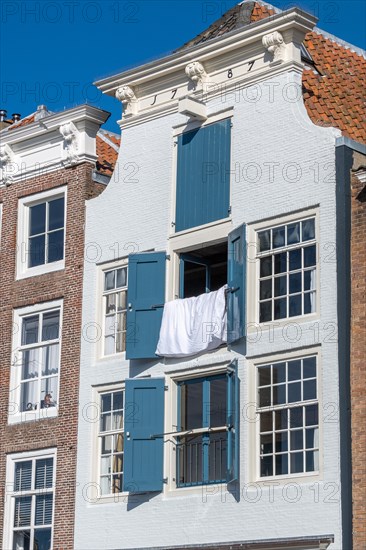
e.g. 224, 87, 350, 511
126, 252, 166, 359
175, 119, 231, 232
227, 359, 239, 483
123, 378, 165, 493
227, 223, 246, 344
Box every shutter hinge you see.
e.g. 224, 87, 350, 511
163, 478, 168, 484
171, 221, 175, 227
228, 205, 232, 215
166, 255, 170, 261
164, 385, 169, 391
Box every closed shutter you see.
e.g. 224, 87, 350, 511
227, 223, 246, 344
227, 359, 239, 483
123, 378, 165, 493
126, 252, 166, 359
175, 119, 231, 232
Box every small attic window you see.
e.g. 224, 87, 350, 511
301, 43, 314, 63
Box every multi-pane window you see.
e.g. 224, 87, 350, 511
103, 267, 127, 355
176, 375, 228, 487
18, 309, 60, 412
28, 197, 65, 268
257, 356, 319, 477
10, 455, 54, 550
257, 217, 316, 322
99, 390, 124, 495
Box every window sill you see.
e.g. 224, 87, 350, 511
255, 471, 320, 485
8, 408, 58, 425
17, 260, 65, 281
248, 312, 319, 333
164, 482, 228, 498
170, 217, 232, 240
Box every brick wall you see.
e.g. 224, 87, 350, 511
0, 163, 104, 550
350, 155, 366, 549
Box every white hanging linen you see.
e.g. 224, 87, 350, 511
156, 285, 227, 358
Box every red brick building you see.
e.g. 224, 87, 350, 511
0, 104, 119, 550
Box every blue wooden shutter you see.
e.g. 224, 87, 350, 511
227, 224, 246, 344
126, 252, 166, 359
175, 119, 231, 232
227, 359, 239, 483
123, 378, 165, 493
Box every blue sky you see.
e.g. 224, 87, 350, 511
1, 0, 365, 133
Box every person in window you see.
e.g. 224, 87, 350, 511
41, 393, 55, 408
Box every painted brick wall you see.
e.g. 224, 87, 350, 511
74, 71, 345, 549
350, 156, 366, 549
0, 162, 104, 550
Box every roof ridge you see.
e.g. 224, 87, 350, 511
97, 130, 120, 152
313, 27, 366, 59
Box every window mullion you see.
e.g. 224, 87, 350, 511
202, 379, 210, 483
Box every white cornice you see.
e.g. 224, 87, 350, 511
95, 8, 317, 95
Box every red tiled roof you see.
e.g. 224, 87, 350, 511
7, 113, 35, 129
180, 0, 366, 145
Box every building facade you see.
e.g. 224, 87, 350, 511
73, 2, 365, 549
0, 105, 119, 550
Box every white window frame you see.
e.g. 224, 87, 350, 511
248, 348, 322, 484
9, 300, 63, 425
3, 448, 57, 550
164, 361, 232, 496
17, 186, 67, 280
247, 208, 320, 330
90, 383, 128, 504
98, 259, 128, 359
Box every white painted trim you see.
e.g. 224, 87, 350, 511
9, 300, 63, 425
3, 447, 57, 550
16, 186, 67, 280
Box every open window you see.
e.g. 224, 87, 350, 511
125, 224, 246, 359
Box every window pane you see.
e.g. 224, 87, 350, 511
260, 411, 272, 432
288, 360, 301, 381
305, 427, 319, 449
304, 292, 316, 314
258, 366, 271, 387
289, 272, 302, 294
40, 378, 58, 408
35, 494, 53, 525
113, 411, 123, 431
20, 380, 38, 412
116, 267, 127, 288
258, 230, 270, 252
29, 203, 46, 236
304, 245, 316, 267
260, 301, 272, 323
290, 430, 303, 450
104, 335, 115, 356
302, 219, 315, 241
100, 455, 110, 475
117, 292, 127, 312
272, 226, 285, 248
208, 432, 227, 482
14, 461, 32, 491
33, 528, 52, 550
113, 434, 124, 454
305, 404, 318, 426
260, 279, 272, 300
104, 270, 115, 291
48, 229, 64, 263
116, 332, 125, 353
101, 394, 112, 413
290, 452, 303, 473
22, 349, 39, 380
288, 382, 301, 403
274, 276, 286, 297
177, 435, 202, 486
275, 453, 288, 475
275, 409, 288, 430
260, 433, 273, 454
12, 531, 31, 550
112, 473, 123, 493
35, 458, 53, 489
106, 294, 116, 314
274, 252, 286, 274
289, 249, 301, 271
42, 311, 60, 341
303, 379, 317, 401
290, 407, 303, 428
14, 496, 32, 527
29, 234, 46, 267
274, 298, 286, 320
48, 197, 64, 231
287, 222, 300, 245
260, 455, 273, 477
259, 386, 271, 407
210, 377, 227, 427
22, 315, 39, 345
42, 344, 59, 376
180, 381, 203, 430
260, 256, 272, 277
273, 363, 286, 384
273, 384, 286, 405
303, 357, 316, 379
304, 269, 316, 290
101, 435, 112, 454
113, 391, 123, 411
101, 412, 111, 432
100, 476, 110, 495
289, 295, 301, 317
275, 432, 288, 452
